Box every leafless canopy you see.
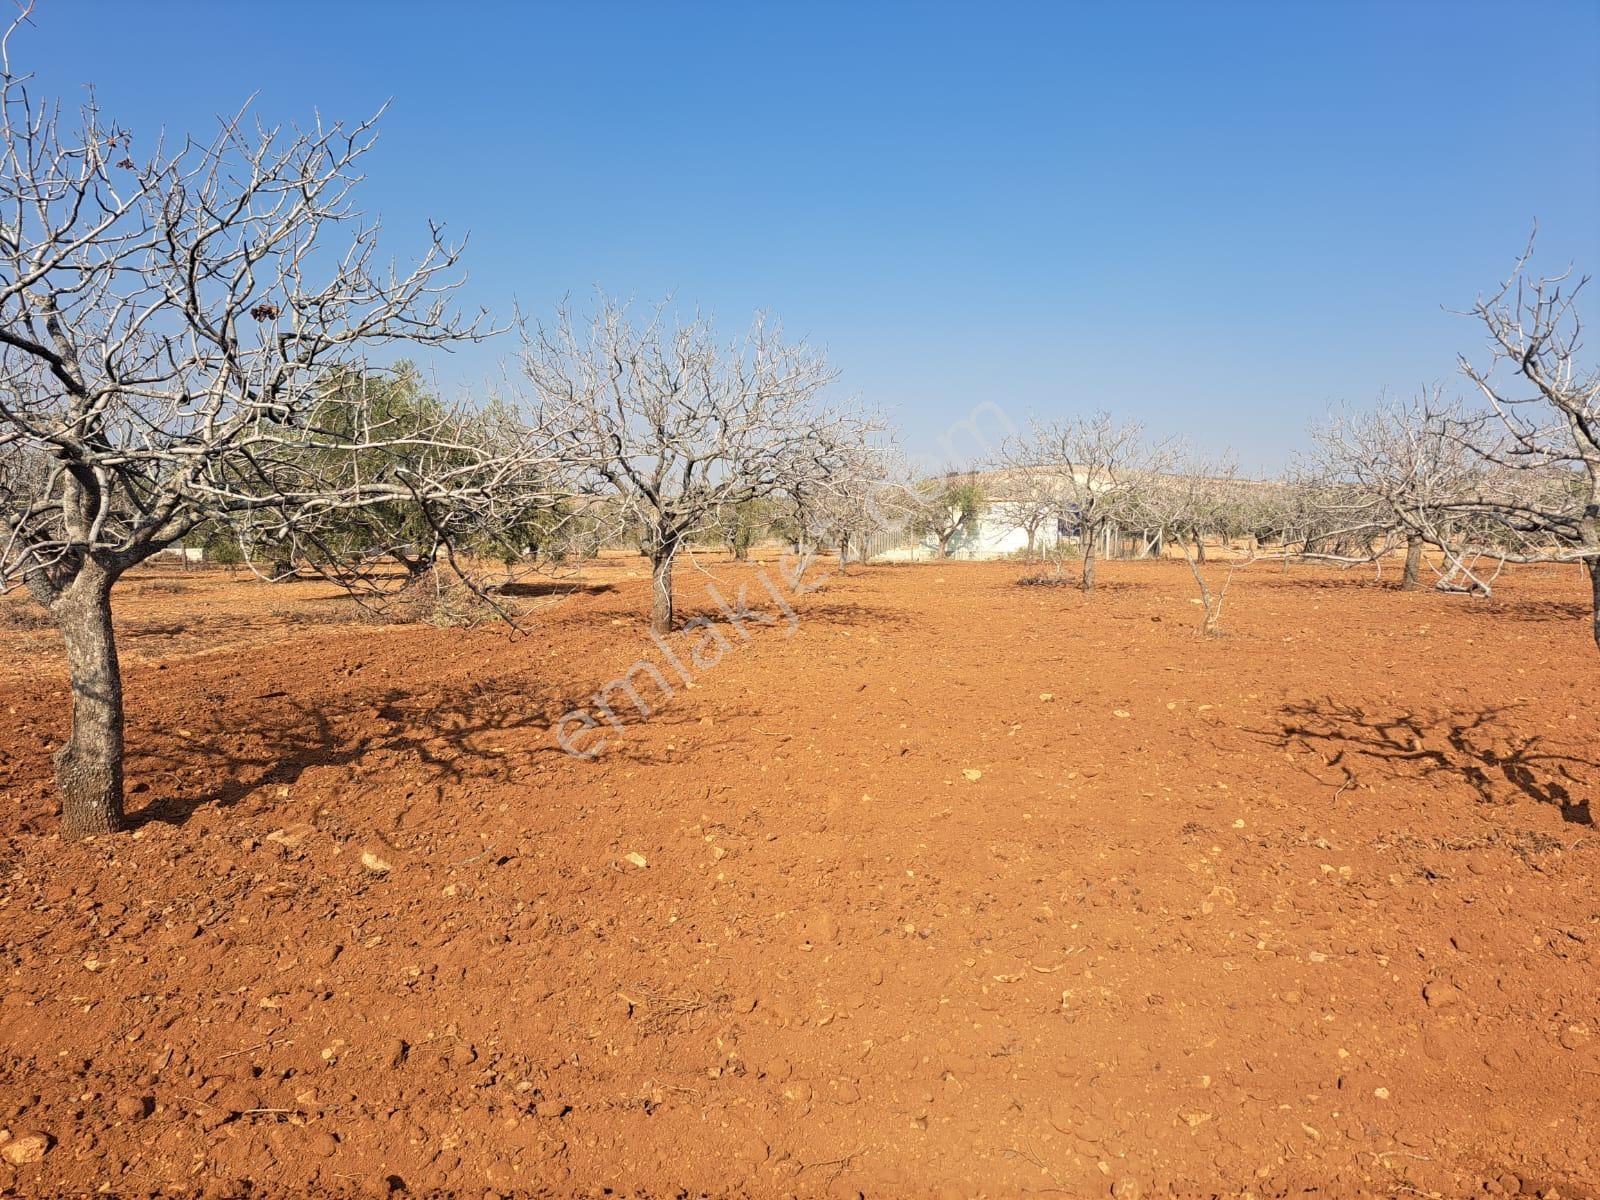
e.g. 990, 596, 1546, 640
0, 40, 530, 602
1305, 391, 1490, 587
0, 11, 554, 835
1299, 240, 1599, 629
1131, 456, 1253, 633
999, 413, 1174, 590
520, 296, 880, 631
790, 442, 909, 565
1449, 245, 1599, 561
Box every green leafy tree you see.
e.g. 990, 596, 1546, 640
911, 475, 983, 558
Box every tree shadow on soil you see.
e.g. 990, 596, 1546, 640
1249, 573, 1393, 592
1468, 598, 1589, 625
1011, 576, 1152, 593
126, 674, 745, 829
495, 580, 617, 599
669, 598, 914, 632
1254, 699, 1594, 825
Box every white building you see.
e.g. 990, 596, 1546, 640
862, 465, 1181, 562
869, 500, 1064, 561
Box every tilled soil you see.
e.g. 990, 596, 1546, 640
1, 555, 1597, 1199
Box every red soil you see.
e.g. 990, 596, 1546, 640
1, 555, 1597, 1198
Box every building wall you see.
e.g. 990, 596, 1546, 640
870, 502, 1063, 562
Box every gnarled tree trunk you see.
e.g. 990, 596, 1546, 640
1080, 526, 1098, 591
51, 568, 126, 837
649, 534, 680, 635
1589, 558, 1600, 652
1400, 536, 1424, 591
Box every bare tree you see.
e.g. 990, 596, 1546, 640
1305, 244, 1593, 630
1446, 242, 1600, 645
792, 444, 907, 568
1253, 471, 1351, 567
1135, 459, 1253, 635
521, 297, 876, 633
1001, 414, 1168, 591
1303, 243, 1598, 627
1307, 391, 1485, 589
983, 460, 1059, 560
0, 23, 549, 836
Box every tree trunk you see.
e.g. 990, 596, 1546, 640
1193, 532, 1206, 564
1589, 558, 1600, 652
1198, 579, 1220, 635
1080, 530, 1098, 592
650, 540, 678, 635
1400, 536, 1424, 591
52, 570, 127, 837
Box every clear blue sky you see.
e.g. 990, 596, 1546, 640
24, 1, 1600, 472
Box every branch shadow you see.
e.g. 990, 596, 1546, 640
124, 670, 742, 829
125, 680, 572, 828
1010, 576, 1153, 593
1470, 598, 1589, 625
668, 596, 915, 632
1248, 573, 1389, 593
1252, 699, 1593, 825
495, 581, 617, 599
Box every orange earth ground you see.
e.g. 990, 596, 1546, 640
0, 553, 1597, 1199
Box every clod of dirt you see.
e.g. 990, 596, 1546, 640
113, 1095, 153, 1122
1558, 1024, 1591, 1051
359, 840, 396, 874
0, 1132, 52, 1165
266, 823, 316, 850
308, 1131, 339, 1157
382, 1038, 409, 1069
214, 1082, 260, 1118
534, 1101, 569, 1119
1422, 980, 1462, 1009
